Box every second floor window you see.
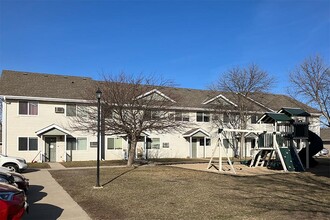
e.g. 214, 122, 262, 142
251, 115, 259, 124
66, 104, 76, 116
19, 101, 38, 115
196, 112, 210, 122
174, 112, 189, 122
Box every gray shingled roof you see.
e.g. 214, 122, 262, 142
0, 70, 94, 100
0, 70, 320, 114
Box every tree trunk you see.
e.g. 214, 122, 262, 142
127, 137, 137, 167
239, 134, 245, 160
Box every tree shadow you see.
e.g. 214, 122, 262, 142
305, 157, 330, 178
22, 185, 63, 220
102, 167, 137, 187
227, 172, 330, 218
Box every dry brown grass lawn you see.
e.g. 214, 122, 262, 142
50, 158, 330, 220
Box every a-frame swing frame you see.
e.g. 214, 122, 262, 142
207, 128, 288, 174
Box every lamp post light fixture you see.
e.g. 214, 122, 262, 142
94, 88, 102, 189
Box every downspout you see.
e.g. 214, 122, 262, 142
2, 96, 8, 155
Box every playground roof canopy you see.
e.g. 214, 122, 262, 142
279, 108, 311, 117
258, 112, 294, 124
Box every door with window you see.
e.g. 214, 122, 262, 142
45, 137, 57, 162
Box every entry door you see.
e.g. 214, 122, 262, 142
45, 137, 57, 162
192, 138, 197, 158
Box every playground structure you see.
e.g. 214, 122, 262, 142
207, 108, 323, 174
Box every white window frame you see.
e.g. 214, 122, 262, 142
196, 112, 210, 122
66, 104, 77, 117
147, 138, 160, 149
66, 137, 88, 151
107, 137, 123, 150
18, 101, 39, 116
18, 137, 38, 151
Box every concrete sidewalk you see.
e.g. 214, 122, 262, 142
47, 162, 67, 170
22, 169, 91, 220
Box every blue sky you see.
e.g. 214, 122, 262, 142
0, 0, 329, 94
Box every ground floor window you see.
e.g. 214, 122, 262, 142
107, 137, 123, 150
147, 138, 160, 149
162, 142, 169, 148
200, 138, 211, 146
66, 137, 87, 150
18, 137, 38, 151
223, 139, 231, 149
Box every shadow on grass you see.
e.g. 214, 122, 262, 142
102, 167, 137, 187
306, 157, 330, 178
229, 172, 330, 217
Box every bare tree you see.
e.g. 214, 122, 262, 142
210, 63, 275, 158
289, 55, 330, 127
70, 73, 184, 167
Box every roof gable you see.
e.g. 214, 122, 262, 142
202, 94, 237, 107
135, 89, 176, 103
36, 124, 71, 136
183, 128, 210, 137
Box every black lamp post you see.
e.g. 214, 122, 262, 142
95, 88, 102, 188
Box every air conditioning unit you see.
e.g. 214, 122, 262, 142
55, 107, 65, 113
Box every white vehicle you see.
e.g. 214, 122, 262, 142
0, 154, 28, 172
315, 148, 329, 157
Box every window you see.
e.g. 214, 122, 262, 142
77, 105, 88, 117
77, 138, 87, 150
147, 138, 160, 149
196, 112, 210, 122
212, 114, 220, 121
162, 142, 169, 148
66, 137, 76, 150
200, 138, 211, 146
174, 112, 189, 122
18, 137, 38, 151
66, 137, 87, 150
223, 139, 234, 149
107, 138, 122, 150
108, 138, 122, 150
19, 101, 38, 115
104, 109, 114, 119
66, 104, 76, 116
223, 114, 239, 124
251, 115, 259, 124
151, 111, 161, 119
223, 114, 230, 123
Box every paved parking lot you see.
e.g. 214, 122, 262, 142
22, 169, 91, 220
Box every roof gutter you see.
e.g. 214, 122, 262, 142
0, 95, 92, 104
